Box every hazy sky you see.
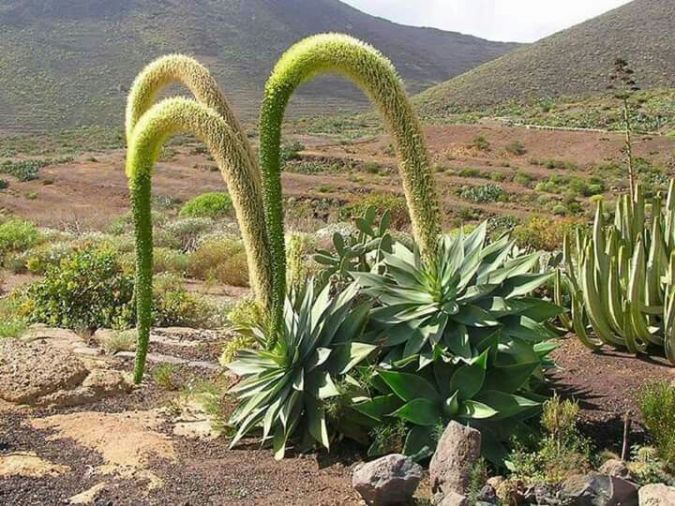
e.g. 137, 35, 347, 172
341, 0, 633, 42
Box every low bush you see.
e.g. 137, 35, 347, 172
0, 219, 40, 261
513, 215, 584, 251
470, 135, 491, 151
459, 183, 507, 203
153, 247, 189, 275
179, 192, 233, 219
639, 382, 675, 470
0, 297, 27, 338
0, 159, 50, 181
187, 237, 249, 286
505, 141, 527, 156
24, 245, 135, 332
158, 217, 214, 251
152, 273, 218, 328
508, 395, 592, 484
340, 193, 409, 229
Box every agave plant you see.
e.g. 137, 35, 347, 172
559, 182, 675, 363
353, 223, 559, 369
355, 346, 549, 463
227, 282, 376, 459
314, 206, 393, 286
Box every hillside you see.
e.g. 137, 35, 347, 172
417, 0, 675, 117
0, 0, 518, 132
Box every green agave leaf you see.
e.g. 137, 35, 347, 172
473, 390, 540, 420
483, 361, 540, 393
392, 398, 442, 426
327, 342, 377, 375
354, 394, 403, 421
453, 304, 500, 327
306, 396, 330, 450
449, 349, 488, 400
403, 425, 435, 461
378, 370, 441, 403
459, 400, 498, 419
499, 273, 555, 299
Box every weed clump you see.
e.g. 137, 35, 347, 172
179, 192, 233, 219
639, 382, 675, 470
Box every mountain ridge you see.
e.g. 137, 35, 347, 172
0, 0, 519, 132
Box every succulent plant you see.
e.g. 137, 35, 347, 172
353, 222, 559, 369
227, 282, 376, 459
560, 182, 675, 363
355, 347, 547, 463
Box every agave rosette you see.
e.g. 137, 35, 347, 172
353, 223, 560, 368
227, 282, 376, 459
355, 346, 548, 462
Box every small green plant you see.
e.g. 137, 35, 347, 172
0, 179, 8, 190
0, 297, 27, 338
459, 183, 507, 203
0, 219, 40, 262
152, 273, 218, 328
340, 194, 410, 229
153, 363, 180, 390
179, 192, 233, 219
505, 141, 527, 156
188, 237, 249, 286
0, 159, 50, 181
639, 382, 675, 470
101, 330, 137, 354
470, 135, 491, 152
508, 394, 592, 484
280, 141, 304, 163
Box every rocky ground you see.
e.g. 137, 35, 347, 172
1, 328, 675, 505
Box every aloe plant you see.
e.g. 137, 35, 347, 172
353, 222, 559, 369
259, 33, 442, 339
126, 95, 273, 383
227, 282, 375, 459
560, 182, 675, 363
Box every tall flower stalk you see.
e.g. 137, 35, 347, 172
126, 92, 273, 383
259, 33, 442, 338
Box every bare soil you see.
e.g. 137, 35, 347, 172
1, 124, 673, 230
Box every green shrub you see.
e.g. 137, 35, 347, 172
153, 247, 189, 275
459, 183, 507, 203
513, 215, 583, 251
340, 194, 410, 229
505, 141, 527, 156
513, 171, 534, 187
152, 273, 218, 328
0, 179, 8, 190
508, 394, 592, 484
227, 297, 265, 331
0, 297, 27, 338
24, 246, 135, 332
179, 192, 233, 219
470, 135, 491, 151
0, 159, 50, 181
0, 219, 40, 261
280, 141, 304, 163
158, 217, 214, 251
152, 363, 180, 390
188, 237, 249, 286
639, 382, 675, 470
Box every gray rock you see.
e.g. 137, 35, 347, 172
639, 484, 675, 505
436, 491, 469, 506
560, 473, 638, 506
430, 421, 481, 502
599, 459, 632, 480
352, 454, 423, 505
476, 484, 498, 504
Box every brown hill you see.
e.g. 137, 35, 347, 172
417, 0, 675, 116
0, 0, 518, 132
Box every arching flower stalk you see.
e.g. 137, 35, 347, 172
259, 33, 442, 339
126, 96, 273, 384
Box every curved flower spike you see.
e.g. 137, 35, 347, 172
126, 97, 273, 383
259, 33, 442, 334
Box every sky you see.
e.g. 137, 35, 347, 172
341, 0, 633, 43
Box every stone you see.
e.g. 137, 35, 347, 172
486, 476, 506, 489
639, 484, 675, 505
476, 484, 498, 503
352, 454, 423, 505
429, 421, 481, 501
560, 473, 638, 506
0, 340, 88, 403
68, 482, 108, 504
436, 491, 469, 506
599, 459, 632, 479
0, 452, 70, 478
